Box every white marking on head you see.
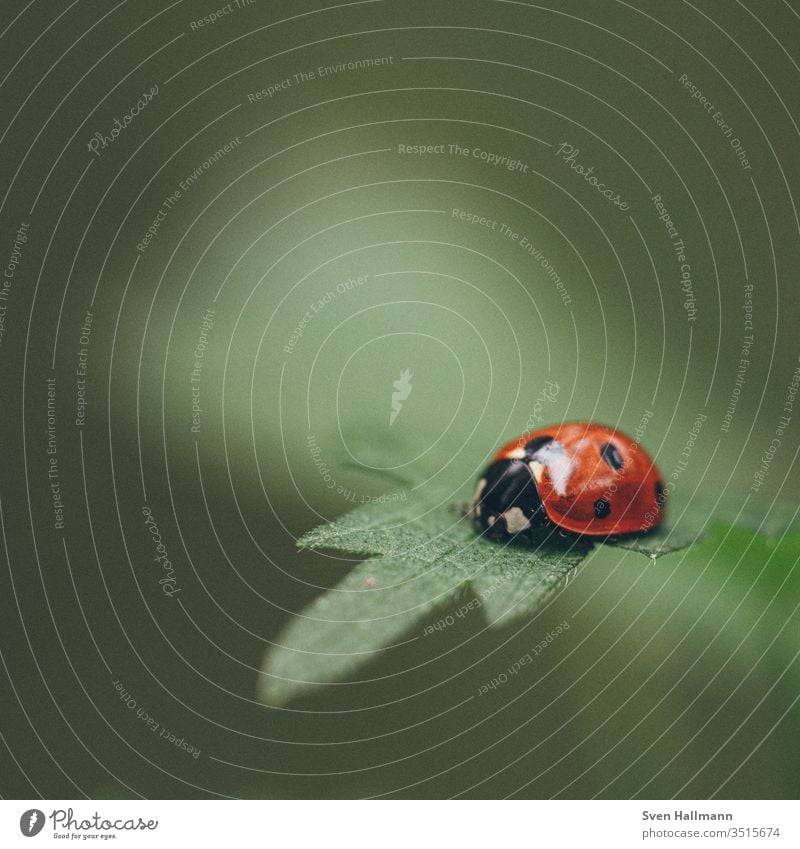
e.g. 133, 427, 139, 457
528, 460, 544, 482
473, 478, 486, 503
533, 440, 574, 496
487, 514, 496, 526
507, 446, 526, 459
503, 507, 531, 534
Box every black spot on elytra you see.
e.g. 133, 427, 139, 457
524, 435, 554, 457
594, 498, 611, 519
655, 480, 666, 506
600, 442, 624, 470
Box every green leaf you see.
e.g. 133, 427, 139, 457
257, 556, 454, 706
716, 500, 800, 539
296, 494, 591, 618
260, 413, 800, 726
260, 491, 701, 703
261, 494, 595, 704
614, 522, 704, 559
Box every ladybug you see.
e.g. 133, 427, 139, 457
469, 422, 665, 540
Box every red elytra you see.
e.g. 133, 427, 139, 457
489, 421, 665, 536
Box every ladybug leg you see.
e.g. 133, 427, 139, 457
451, 500, 472, 518
545, 524, 594, 552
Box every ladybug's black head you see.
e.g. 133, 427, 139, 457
470, 456, 549, 541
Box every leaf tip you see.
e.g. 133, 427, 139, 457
257, 662, 311, 707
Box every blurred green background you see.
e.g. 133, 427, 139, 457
1, 0, 799, 798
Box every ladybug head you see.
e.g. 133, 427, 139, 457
470, 443, 552, 540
